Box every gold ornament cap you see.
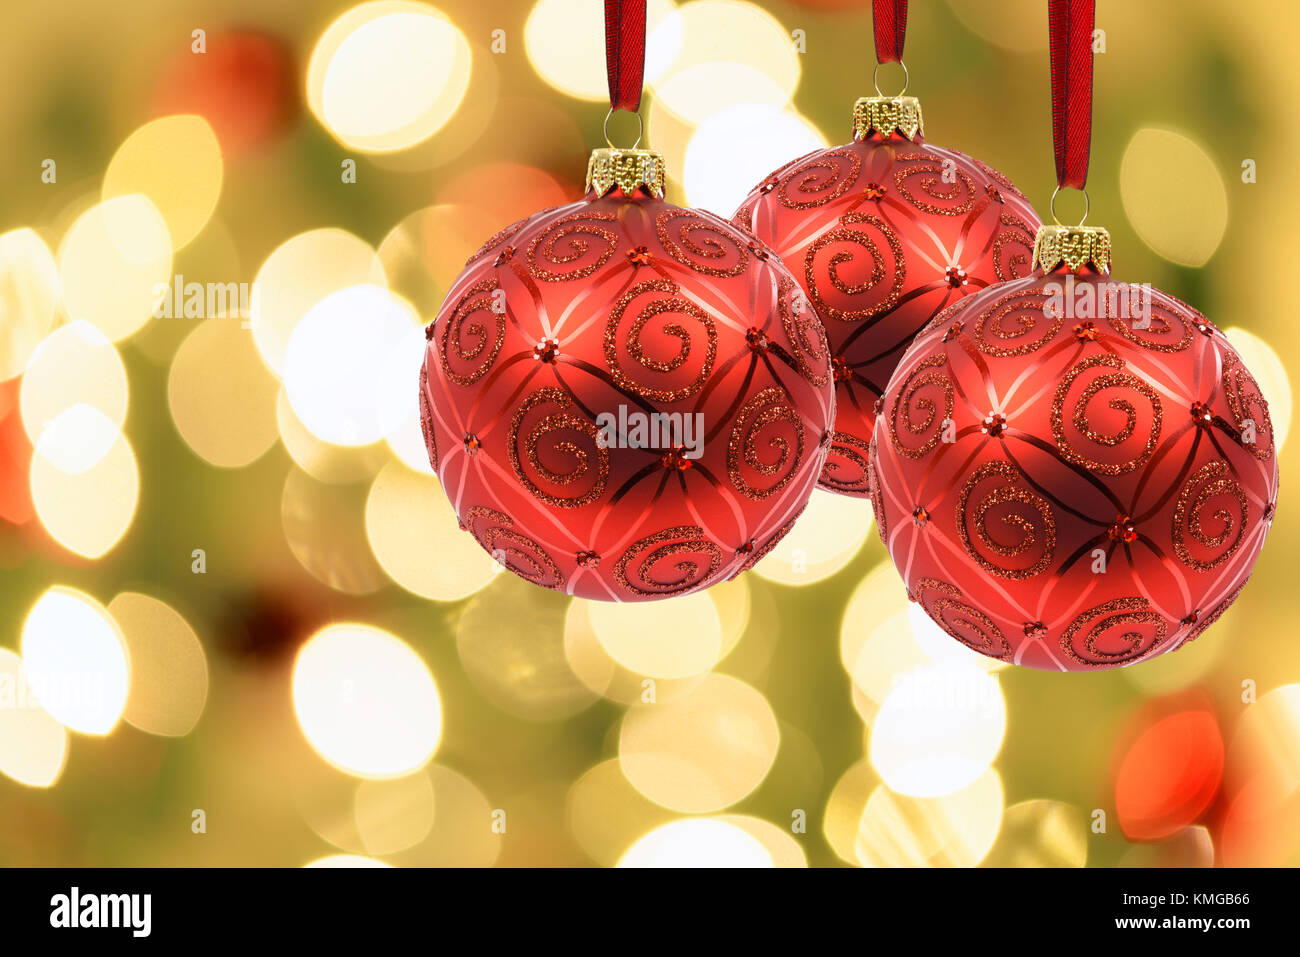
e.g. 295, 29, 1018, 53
852, 96, 924, 141
1032, 224, 1112, 274
586, 148, 666, 198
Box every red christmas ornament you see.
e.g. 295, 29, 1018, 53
868, 251, 1279, 671
733, 1, 1041, 497
867, 0, 1279, 670
418, 0, 833, 600
418, 151, 835, 600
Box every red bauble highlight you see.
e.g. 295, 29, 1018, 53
734, 126, 1040, 496
868, 267, 1279, 671
420, 186, 835, 601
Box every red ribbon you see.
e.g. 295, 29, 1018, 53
604, 0, 647, 113
1048, 0, 1094, 189
872, 0, 907, 64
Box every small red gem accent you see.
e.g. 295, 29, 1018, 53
748, 241, 770, 261
819, 430, 832, 447
1024, 621, 1047, 639
627, 246, 652, 267
424, 323, 436, 340
872, 396, 885, 416
863, 182, 887, 201
464, 433, 481, 455
1190, 401, 1213, 426
912, 505, 930, 527
1196, 320, 1214, 337
745, 327, 769, 352
660, 447, 694, 471
1073, 321, 1098, 342
494, 246, 514, 266
1107, 514, 1138, 543
576, 550, 601, 568
986, 184, 1004, 203
982, 412, 1007, 438
945, 266, 967, 289
759, 177, 778, 194
832, 356, 852, 383
533, 338, 560, 363
736, 540, 755, 556
1264, 502, 1276, 522
1181, 610, 1200, 627
943, 320, 964, 342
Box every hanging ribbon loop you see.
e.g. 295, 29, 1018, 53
1048, 0, 1094, 190
872, 0, 908, 64
604, 0, 647, 113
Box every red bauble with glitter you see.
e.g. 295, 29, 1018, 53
419, 148, 835, 601
868, 228, 1279, 671
733, 97, 1041, 496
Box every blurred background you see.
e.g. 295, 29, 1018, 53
0, 0, 1297, 868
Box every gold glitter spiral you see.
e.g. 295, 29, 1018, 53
955, 461, 1057, 580
727, 387, 805, 500
1050, 353, 1162, 475
507, 387, 610, 509
1172, 459, 1249, 571
889, 354, 954, 459
613, 526, 723, 597
525, 209, 619, 282
438, 278, 506, 387
464, 505, 564, 590
604, 278, 717, 403
915, 578, 1012, 661
1059, 597, 1167, 667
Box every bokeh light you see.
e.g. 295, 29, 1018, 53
1120, 128, 1228, 266
292, 623, 442, 779
307, 1, 472, 152
0, 228, 60, 382
648, 1, 801, 125
169, 318, 280, 468
525, 0, 680, 103
102, 115, 223, 251
856, 769, 1004, 867
983, 799, 1088, 868
619, 673, 779, 813
20, 587, 130, 736
57, 195, 173, 342
586, 592, 723, 680
106, 592, 209, 738
250, 228, 387, 377
0, 649, 68, 788
752, 489, 873, 585
618, 817, 775, 868
684, 104, 827, 215
457, 575, 599, 721
20, 320, 127, 446
868, 662, 1006, 798
282, 284, 424, 448
30, 408, 139, 558
365, 459, 498, 601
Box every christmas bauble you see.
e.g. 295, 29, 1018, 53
419, 148, 836, 601
733, 96, 1041, 496
868, 226, 1279, 670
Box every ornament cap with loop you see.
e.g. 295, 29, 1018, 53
1032, 223, 1111, 274
852, 93, 924, 142
586, 146, 666, 198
